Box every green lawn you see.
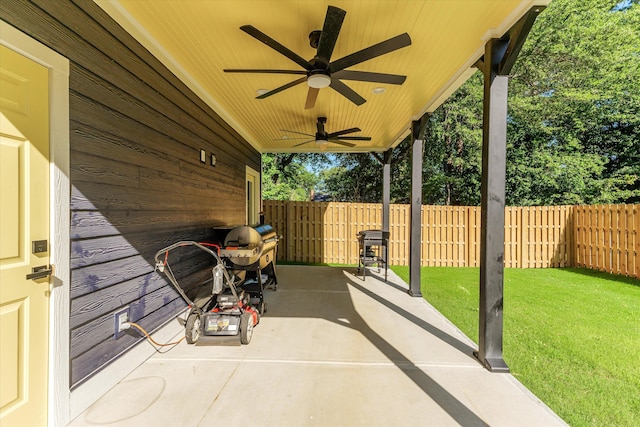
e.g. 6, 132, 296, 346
390, 266, 640, 427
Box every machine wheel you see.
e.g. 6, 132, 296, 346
185, 313, 201, 344
240, 312, 253, 344
258, 301, 267, 315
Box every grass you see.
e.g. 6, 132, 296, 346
389, 266, 640, 427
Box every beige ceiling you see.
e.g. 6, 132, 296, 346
96, 0, 548, 153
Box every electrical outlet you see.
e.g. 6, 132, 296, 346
114, 307, 129, 339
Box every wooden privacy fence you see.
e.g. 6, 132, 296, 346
263, 201, 639, 278
574, 205, 639, 277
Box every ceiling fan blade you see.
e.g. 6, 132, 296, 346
256, 77, 307, 99
333, 136, 371, 141
329, 79, 366, 106
328, 140, 356, 148
240, 25, 313, 71
327, 127, 360, 138
279, 129, 315, 137
316, 6, 346, 67
305, 87, 320, 109
329, 33, 412, 73
292, 139, 315, 147
224, 69, 307, 75
332, 70, 406, 85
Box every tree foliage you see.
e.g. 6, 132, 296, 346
505, 0, 640, 205
319, 146, 413, 203
262, 0, 639, 206
261, 153, 321, 201
423, 73, 484, 205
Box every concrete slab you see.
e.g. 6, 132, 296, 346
68, 265, 566, 427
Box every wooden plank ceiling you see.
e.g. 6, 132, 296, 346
96, 0, 548, 153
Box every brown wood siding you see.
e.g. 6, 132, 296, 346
1, 0, 260, 386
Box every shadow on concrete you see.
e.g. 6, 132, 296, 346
346, 279, 478, 359
269, 266, 488, 426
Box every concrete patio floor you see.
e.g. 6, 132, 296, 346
69, 265, 567, 427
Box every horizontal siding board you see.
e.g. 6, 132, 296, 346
70, 272, 168, 329
70, 121, 180, 176
71, 111, 245, 204
71, 255, 155, 299
71, 247, 214, 299
139, 167, 234, 200
69, 62, 254, 168
71, 235, 140, 269
70, 285, 183, 359
70, 208, 241, 239
179, 158, 243, 189
0, 1, 66, 55
70, 262, 212, 331
70, 300, 185, 386
70, 228, 211, 268
71, 181, 189, 212
71, 150, 141, 187
69, 93, 203, 170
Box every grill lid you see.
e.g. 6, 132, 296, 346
221, 224, 278, 266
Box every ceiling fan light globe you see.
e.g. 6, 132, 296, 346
315, 139, 328, 145
307, 73, 331, 89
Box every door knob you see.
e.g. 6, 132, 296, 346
26, 265, 53, 280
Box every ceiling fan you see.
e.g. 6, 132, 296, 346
224, 5, 411, 109
280, 117, 371, 149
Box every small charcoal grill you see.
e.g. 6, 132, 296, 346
357, 229, 389, 281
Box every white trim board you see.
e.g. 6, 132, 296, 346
0, 21, 71, 427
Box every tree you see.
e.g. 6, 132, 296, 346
262, 153, 322, 200
319, 140, 415, 203
505, 0, 640, 205
423, 72, 484, 205
320, 154, 381, 202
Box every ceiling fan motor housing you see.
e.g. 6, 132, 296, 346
308, 30, 322, 48
315, 116, 328, 143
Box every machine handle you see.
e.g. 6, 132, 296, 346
26, 265, 53, 280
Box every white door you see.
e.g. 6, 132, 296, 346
0, 44, 50, 427
246, 166, 261, 225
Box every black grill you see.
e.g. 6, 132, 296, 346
356, 229, 389, 280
